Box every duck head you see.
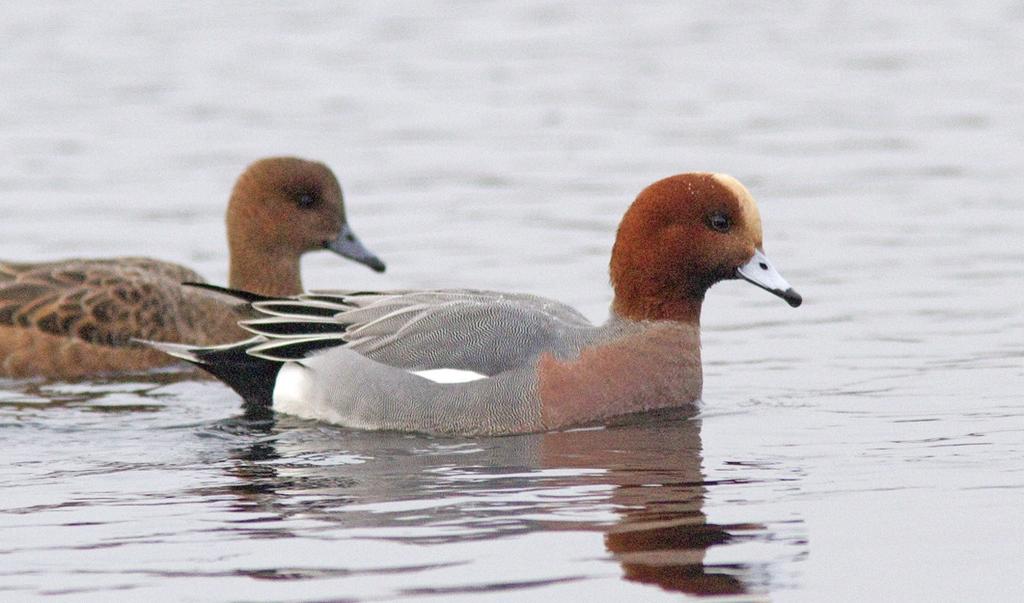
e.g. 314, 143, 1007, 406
610, 173, 801, 323
226, 157, 385, 296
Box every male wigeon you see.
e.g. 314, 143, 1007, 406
0, 157, 385, 379
153, 173, 800, 435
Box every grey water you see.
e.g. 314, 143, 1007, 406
1, 1, 1022, 601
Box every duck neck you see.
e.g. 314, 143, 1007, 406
228, 243, 304, 297
611, 293, 703, 325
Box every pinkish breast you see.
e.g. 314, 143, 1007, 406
538, 322, 702, 429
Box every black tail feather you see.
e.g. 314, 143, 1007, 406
249, 301, 345, 318
240, 317, 348, 338
182, 282, 277, 304
248, 336, 344, 362
298, 293, 371, 303
187, 341, 283, 408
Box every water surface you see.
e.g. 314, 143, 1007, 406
1, 2, 1022, 601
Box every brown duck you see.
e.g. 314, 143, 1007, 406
0, 157, 385, 379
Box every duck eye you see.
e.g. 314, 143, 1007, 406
296, 193, 316, 209
708, 212, 731, 233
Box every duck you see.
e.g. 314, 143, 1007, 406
0, 156, 385, 379
152, 173, 800, 435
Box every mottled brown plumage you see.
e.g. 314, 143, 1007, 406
0, 157, 384, 379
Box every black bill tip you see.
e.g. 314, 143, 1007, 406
364, 256, 387, 273
780, 288, 802, 308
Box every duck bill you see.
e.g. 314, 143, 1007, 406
326, 223, 386, 273
735, 248, 802, 307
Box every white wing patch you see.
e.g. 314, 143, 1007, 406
411, 368, 488, 383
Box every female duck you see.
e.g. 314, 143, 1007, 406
157, 173, 800, 435
0, 157, 384, 378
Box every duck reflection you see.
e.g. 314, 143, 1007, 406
206, 407, 765, 596
537, 411, 753, 596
